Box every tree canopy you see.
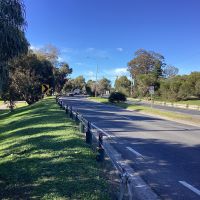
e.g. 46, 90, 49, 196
114, 76, 131, 96
0, 0, 29, 93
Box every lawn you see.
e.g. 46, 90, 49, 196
128, 97, 200, 106
177, 99, 200, 106
0, 97, 110, 200
0, 100, 3, 106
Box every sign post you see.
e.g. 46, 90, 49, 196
149, 86, 154, 108
42, 84, 50, 95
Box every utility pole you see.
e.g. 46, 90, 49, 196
95, 65, 98, 97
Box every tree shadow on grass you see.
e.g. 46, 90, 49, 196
0, 99, 110, 199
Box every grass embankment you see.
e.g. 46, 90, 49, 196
89, 97, 199, 124
0, 98, 110, 199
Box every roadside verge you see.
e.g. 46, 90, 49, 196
0, 97, 112, 199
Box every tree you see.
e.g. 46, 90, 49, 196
32, 45, 72, 94
62, 79, 74, 93
0, 0, 29, 93
97, 78, 111, 96
86, 80, 96, 96
3, 51, 55, 105
128, 49, 165, 79
195, 80, 200, 98
114, 76, 131, 96
127, 49, 165, 98
36, 44, 60, 66
164, 65, 179, 78
54, 63, 72, 93
73, 76, 86, 90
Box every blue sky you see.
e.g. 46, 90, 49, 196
24, 0, 200, 83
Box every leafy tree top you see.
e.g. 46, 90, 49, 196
0, 0, 29, 61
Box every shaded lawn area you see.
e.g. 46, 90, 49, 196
0, 98, 110, 200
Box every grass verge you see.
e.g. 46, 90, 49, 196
128, 98, 200, 106
89, 97, 199, 124
0, 97, 110, 199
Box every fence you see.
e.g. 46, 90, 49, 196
136, 99, 200, 111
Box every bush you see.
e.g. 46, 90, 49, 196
108, 92, 126, 103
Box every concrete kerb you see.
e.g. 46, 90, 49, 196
57, 98, 159, 200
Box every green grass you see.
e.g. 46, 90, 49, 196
128, 97, 200, 106
177, 99, 200, 106
89, 97, 109, 104
0, 98, 110, 200
0, 100, 3, 106
15, 101, 28, 108
89, 97, 199, 124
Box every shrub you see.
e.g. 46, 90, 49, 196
108, 92, 126, 103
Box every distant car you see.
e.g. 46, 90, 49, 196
73, 89, 80, 95
68, 93, 74, 97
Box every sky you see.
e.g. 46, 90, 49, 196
24, 0, 200, 83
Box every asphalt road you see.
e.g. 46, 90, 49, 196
127, 100, 200, 119
61, 96, 200, 200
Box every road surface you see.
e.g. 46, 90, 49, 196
61, 96, 200, 200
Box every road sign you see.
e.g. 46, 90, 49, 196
42, 84, 49, 94
149, 86, 154, 94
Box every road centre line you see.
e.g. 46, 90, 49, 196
126, 146, 144, 158
179, 181, 200, 196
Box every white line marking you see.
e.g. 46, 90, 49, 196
126, 146, 144, 158
179, 181, 200, 196
121, 116, 132, 120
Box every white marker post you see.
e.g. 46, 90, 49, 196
149, 86, 154, 108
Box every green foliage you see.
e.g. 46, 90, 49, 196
73, 75, 86, 89
0, 0, 29, 61
114, 76, 131, 96
127, 49, 166, 98
108, 92, 126, 103
128, 49, 165, 79
159, 72, 200, 101
62, 76, 85, 94
0, 0, 29, 93
2, 51, 55, 105
136, 74, 157, 97
0, 98, 110, 199
86, 80, 96, 96
54, 63, 72, 93
97, 77, 111, 95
